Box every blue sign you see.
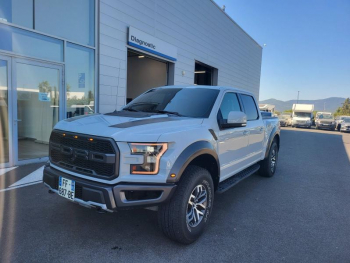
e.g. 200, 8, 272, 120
78, 73, 85, 88
38, 92, 51, 102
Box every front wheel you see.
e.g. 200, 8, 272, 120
259, 140, 279, 177
158, 166, 214, 244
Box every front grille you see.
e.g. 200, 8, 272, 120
49, 130, 119, 180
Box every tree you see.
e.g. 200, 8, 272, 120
283, 109, 293, 113
38, 81, 52, 93
334, 98, 350, 116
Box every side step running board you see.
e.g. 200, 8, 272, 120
217, 164, 260, 194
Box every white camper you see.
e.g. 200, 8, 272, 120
292, 104, 314, 128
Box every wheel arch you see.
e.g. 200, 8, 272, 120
167, 141, 220, 191
265, 127, 280, 159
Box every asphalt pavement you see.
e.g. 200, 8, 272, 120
1, 128, 350, 263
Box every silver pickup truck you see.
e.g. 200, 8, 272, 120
43, 85, 280, 244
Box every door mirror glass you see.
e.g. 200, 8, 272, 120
221, 111, 247, 129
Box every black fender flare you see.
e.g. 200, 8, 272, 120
166, 141, 220, 183
265, 127, 280, 159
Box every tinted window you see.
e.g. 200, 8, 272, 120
241, 94, 259, 121
35, 0, 95, 46
124, 88, 219, 118
66, 43, 95, 118
0, 23, 63, 62
218, 93, 241, 123
0, 0, 33, 28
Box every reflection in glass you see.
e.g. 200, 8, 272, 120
66, 43, 95, 118
35, 0, 95, 46
0, 60, 9, 163
16, 62, 59, 160
0, 23, 63, 62
0, 0, 33, 28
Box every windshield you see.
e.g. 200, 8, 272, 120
343, 118, 350, 123
124, 88, 220, 118
319, 114, 333, 119
294, 112, 311, 118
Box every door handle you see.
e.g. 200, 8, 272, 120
14, 119, 22, 122
259, 127, 264, 132
243, 130, 249, 136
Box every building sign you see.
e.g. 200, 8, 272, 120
78, 73, 85, 88
38, 92, 51, 102
128, 27, 177, 61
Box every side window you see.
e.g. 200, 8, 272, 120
241, 94, 259, 121
217, 93, 241, 124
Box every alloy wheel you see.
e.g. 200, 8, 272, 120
186, 184, 208, 228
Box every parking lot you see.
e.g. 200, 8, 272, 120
1, 128, 350, 263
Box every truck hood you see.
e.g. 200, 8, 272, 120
54, 113, 204, 142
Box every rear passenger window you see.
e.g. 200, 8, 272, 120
241, 95, 259, 121
217, 93, 241, 124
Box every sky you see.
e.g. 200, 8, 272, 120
214, 0, 350, 101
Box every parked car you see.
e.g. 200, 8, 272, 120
43, 85, 280, 244
340, 117, 350, 132
279, 114, 292, 127
335, 116, 350, 131
292, 104, 314, 128
315, 113, 335, 130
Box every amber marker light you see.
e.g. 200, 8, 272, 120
170, 173, 176, 178
62, 133, 66, 137
74, 135, 78, 139
89, 138, 94, 141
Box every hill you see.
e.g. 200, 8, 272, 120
259, 97, 346, 113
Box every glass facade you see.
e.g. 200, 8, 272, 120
16, 62, 60, 160
0, 0, 33, 28
35, 0, 95, 46
0, 60, 9, 163
0, 23, 63, 62
0, 0, 96, 164
66, 43, 95, 118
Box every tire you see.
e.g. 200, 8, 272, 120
158, 165, 214, 244
259, 140, 278, 177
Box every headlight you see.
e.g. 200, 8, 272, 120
128, 143, 168, 174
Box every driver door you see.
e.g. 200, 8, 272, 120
217, 92, 250, 181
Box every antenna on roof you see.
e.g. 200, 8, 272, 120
222, 5, 226, 11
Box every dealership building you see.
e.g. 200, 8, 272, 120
0, 0, 262, 168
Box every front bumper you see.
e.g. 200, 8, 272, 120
293, 123, 311, 127
43, 166, 176, 212
341, 126, 350, 132
317, 123, 335, 130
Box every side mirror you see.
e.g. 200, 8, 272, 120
220, 111, 247, 129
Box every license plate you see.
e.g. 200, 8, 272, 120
58, 177, 75, 201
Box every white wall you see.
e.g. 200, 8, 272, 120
98, 0, 262, 113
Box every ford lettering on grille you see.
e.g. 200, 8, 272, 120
49, 130, 119, 179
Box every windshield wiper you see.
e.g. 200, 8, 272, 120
150, 110, 184, 117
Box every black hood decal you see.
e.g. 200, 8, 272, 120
110, 117, 185, 128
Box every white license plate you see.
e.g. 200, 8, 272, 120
58, 177, 75, 201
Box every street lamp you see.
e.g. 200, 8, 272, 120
297, 91, 300, 103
